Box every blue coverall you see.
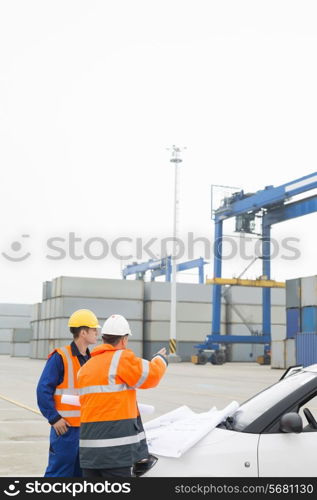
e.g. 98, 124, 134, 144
37, 342, 90, 477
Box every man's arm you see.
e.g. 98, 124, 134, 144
36, 353, 64, 424
37, 353, 71, 435
117, 348, 168, 389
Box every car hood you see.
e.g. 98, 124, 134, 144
145, 428, 259, 477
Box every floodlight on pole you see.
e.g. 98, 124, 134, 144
167, 145, 186, 360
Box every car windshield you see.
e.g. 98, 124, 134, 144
231, 370, 316, 431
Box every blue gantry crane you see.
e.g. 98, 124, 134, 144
122, 256, 207, 283
195, 172, 317, 364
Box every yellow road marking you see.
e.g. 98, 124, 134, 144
0, 394, 41, 416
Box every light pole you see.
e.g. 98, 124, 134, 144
167, 145, 185, 362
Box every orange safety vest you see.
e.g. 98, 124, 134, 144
48, 345, 81, 427
77, 344, 167, 469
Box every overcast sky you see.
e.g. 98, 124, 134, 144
0, 0, 317, 303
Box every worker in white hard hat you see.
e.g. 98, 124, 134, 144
37, 309, 100, 477
77, 314, 168, 478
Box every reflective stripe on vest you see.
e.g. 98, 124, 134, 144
59, 410, 81, 417
108, 349, 123, 384
54, 347, 79, 396
61, 346, 74, 390
51, 345, 81, 427
78, 356, 150, 395
79, 384, 131, 395
54, 388, 79, 396
80, 431, 146, 448
134, 359, 149, 388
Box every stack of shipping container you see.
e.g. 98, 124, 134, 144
295, 276, 317, 366
30, 277, 144, 359
0, 304, 32, 356
143, 281, 226, 361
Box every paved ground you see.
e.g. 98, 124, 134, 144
0, 355, 282, 476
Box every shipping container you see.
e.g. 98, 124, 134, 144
144, 282, 216, 303
286, 308, 300, 338
301, 275, 317, 307
30, 340, 38, 359
144, 321, 226, 342
226, 287, 285, 306
0, 329, 14, 342
0, 316, 31, 329
42, 281, 52, 301
296, 333, 317, 366
285, 338, 296, 367
301, 306, 317, 333
11, 343, 30, 357
31, 303, 41, 322
286, 278, 301, 308
0, 303, 31, 316
271, 340, 285, 369
144, 301, 226, 323
0, 342, 11, 355
51, 277, 144, 300
12, 329, 32, 342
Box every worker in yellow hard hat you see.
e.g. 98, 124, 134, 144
37, 309, 100, 477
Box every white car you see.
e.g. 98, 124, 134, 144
144, 364, 317, 477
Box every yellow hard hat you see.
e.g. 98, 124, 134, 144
68, 309, 101, 328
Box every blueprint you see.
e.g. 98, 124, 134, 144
144, 401, 239, 458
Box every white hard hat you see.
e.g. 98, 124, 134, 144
101, 314, 132, 336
